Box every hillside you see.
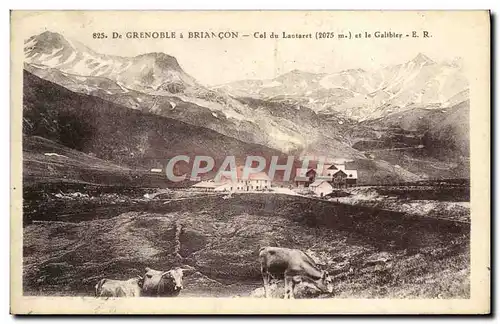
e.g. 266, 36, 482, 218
360, 100, 469, 158
23, 136, 133, 186
24, 193, 470, 298
343, 101, 470, 179
22, 70, 285, 174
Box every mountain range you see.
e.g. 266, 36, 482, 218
22, 31, 470, 184
25, 32, 361, 157
215, 53, 468, 121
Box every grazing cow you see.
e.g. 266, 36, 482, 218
259, 246, 334, 299
141, 267, 190, 297
95, 276, 144, 297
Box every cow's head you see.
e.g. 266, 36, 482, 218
141, 267, 185, 297
94, 278, 107, 297
132, 275, 144, 288
316, 270, 334, 294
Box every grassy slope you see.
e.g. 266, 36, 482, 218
360, 101, 469, 159
23, 193, 469, 298
23, 136, 133, 185
347, 101, 470, 179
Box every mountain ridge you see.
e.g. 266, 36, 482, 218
216, 53, 468, 121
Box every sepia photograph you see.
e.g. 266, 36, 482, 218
9, 10, 490, 314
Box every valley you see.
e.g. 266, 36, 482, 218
20, 30, 471, 299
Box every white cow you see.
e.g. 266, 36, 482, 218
95, 276, 143, 297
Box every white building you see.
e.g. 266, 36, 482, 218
192, 167, 273, 192
217, 171, 272, 192
309, 180, 334, 197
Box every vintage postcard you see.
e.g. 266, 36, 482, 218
10, 10, 490, 314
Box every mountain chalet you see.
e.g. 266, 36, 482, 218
295, 163, 358, 195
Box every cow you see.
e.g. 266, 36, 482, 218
95, 276, 144, 297
259, 246, 334, 299
141, 267, 191, 297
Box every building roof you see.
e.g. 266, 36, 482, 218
218, 167, 271, 181
296, 163, 358, 180
192, 181, 219, 188
297, 164, 352, 175
345, 170, 358, 179
330, 168, 357, 179
314, 164, 348, 176
214, 183, 233, 191
310, 179, 327, 187
331, 169, 347, 177
310, 180, 333, 189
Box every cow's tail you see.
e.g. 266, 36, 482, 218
95, 278, 107, 297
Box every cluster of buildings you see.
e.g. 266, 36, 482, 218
295, 163, 358, 197
190, 163, 358, 196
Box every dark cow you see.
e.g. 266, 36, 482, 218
259, 246, 334, 299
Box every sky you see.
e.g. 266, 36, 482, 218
13, 11, 488, 85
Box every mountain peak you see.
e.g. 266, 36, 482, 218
25, 31, 73, 54
411, 53, 435, 66
31, 31, 65, 42
135, 52, 182, 71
